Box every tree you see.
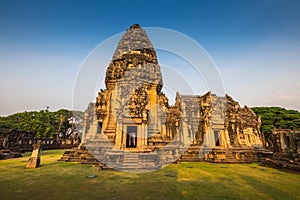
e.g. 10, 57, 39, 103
252, 107, 300, 140
0, 109, 83, 138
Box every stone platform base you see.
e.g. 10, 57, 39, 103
180, 147, 272, 163
59, 148, 163, 171
59, 145, 272, 170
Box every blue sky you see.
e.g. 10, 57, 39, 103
1, 0, 300, 115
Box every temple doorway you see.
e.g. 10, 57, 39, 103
126, 126, 137, 148
214, 130, 220, 146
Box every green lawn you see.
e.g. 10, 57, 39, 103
0, 150, 299, 200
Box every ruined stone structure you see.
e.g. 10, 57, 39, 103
178, 93, 268, 163
63, 24, 267, 170
0, 128, 80, 160
262, 129, 300, 173
269, 129, 300, 157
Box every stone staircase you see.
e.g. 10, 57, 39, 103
59, 134, 114, 165
59, 147, 99, 164
105, 151, 162, 171
222, 152, 237, 163
59, 144, 162, 171
120, 153, 140, 169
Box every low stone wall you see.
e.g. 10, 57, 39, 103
0, 149, 22, 160
3, 138, 79, 152
0, 129, 80, 160
262, 158, 300, 174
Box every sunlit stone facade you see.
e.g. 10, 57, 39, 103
79, 24, 266, 169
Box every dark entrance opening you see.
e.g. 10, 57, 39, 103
214, 130, 220, 146
284, 135, 290, 148
126, 126, 137, 148
97, 122, 103, 134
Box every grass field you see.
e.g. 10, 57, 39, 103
0, 150, 299, 200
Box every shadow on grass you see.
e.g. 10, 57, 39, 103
241, 175, 296, 200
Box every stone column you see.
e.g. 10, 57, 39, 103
148, 84, 159, 136
26, 142, 42, 169
104, 83, 117, 144
114, 118, 123, 149
182, 121, 190, 147
121, 124, 125, 150
161, 123, 167, 138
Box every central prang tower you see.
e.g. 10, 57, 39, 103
72, 24, 266, 170
95, 24, 169, 151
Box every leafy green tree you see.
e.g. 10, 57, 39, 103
0, 109, 83, 138
252, 107, 300, 140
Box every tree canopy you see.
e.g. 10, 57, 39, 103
0, 109, 83, 138
252, 107, 300, 140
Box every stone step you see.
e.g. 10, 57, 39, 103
123, 157, 139, 160
124, 155, 139, 159
121, 163, 141, 166
124, 154, 139, 158
59, 148, 99, 164
123, 160, 139, 164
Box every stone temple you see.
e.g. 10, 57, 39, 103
61, 24, 268, 170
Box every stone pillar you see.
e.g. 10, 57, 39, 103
80, 108, 90, 146
161, 123, 167, 138
182, 122, 190, 147
88, 113, 99, 140
148, 84, 159, 136
224, 130, 231, 148
280, 133, 287, 150
103, 86, 117, 144
26, 142, 42, 169
121, 124, 127, 149
114, 118, 123, 149
137, 125, 143, 149
140, 123, 148, 148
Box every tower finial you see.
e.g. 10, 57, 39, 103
130, 24, 141, 29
